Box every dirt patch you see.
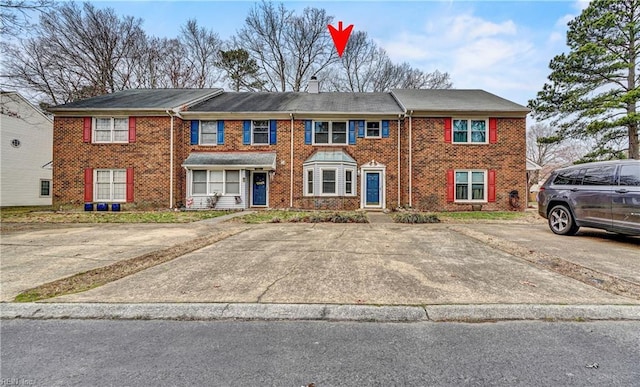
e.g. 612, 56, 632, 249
14, 226, 249, 302
450, 225, 640, 300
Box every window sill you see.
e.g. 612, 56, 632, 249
451, 142, 489, 145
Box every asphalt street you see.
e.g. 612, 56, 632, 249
2, 319, 639, 386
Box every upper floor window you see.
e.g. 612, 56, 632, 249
94, 117, 129, 143
455, 170, 486, 202
314, 121, 347, 145
252, 120, 269, 145
453, 119, 487, 144
366, 121, 381, 138
200, 121, 218, 145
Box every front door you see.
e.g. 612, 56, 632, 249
252, 172, 267, 206
366, 172, 380, 206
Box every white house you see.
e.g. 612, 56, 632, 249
1, 91, 53, 206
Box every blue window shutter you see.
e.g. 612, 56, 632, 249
304, 120, 312, 144
382, 120, 390, 138
348, 121, 356, 145
243, 120, 251, 145
217, 121, 225, 145
190, 121, 199, 145
270, 120, 277, 144
357, 120, 365, 138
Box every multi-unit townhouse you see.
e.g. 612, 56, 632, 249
48, 82, 530, 212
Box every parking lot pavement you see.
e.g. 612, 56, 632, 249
0, 223, 221, 301
50, 223, 639, 305
460, 223, 640, 286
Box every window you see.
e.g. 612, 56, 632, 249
453, 119, 487, 143
95, 169, 126, 202
553, 169, 584, 185
40, 180, 51, 197
314, 121, 347, 144
321, 169, 337, 194
305, 169, 314, 195
94, 118, 128, 143
582, 166, 615, 186
200, 121, 217, 145
366, 121, 381, 138
619, 165, 640, 186
191, 170, 240, 195
345, 169, 354, 194
455, 170, 486, 201
252, 120, 269, 144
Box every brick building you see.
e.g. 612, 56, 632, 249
48, 84, 529, 211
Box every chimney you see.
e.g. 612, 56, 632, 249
308, 76, 319, 94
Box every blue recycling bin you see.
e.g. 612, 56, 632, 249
111, 203, 121, 212
84, 203, 94, 211
96, 203, 108, 211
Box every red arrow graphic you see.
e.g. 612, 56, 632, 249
328, 21, 354, 57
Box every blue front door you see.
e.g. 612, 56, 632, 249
366, 172, 380, 206
252, 172, 267, 206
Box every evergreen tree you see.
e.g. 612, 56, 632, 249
529, 0, 639, 160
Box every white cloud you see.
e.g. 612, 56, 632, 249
574, 0, 591, 11
376, 11, 540, 104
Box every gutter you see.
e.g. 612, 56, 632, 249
290, 113, 294, 208
166, 110, 175, 209
397, 115, 401, 208
408, 110, 413, 208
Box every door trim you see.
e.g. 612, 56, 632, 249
360, 164, 386, 209
250, 171, 269, 207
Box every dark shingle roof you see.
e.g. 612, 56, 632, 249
182, 152, 277, 169
391, 89, 529, 113
190, 92, 403, 114
49, 88, 222, 111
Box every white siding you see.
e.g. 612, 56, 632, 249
0, 93, 53, 206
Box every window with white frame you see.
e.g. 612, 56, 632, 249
366, 121, 381, 138
305, 168, 314, 195
303, 164, 356, 197
345, 169, 354, 194
252, 120, 269, 144
453, 119, 487, 143
314, 121, 347, 144
94, 117, 128, 143
40, 179, 51, 197
455, 170, 486, 201
321, 169, 337, 195
95, 169, 126, 202
191, 170, 240, 195
200, 121, 217, 145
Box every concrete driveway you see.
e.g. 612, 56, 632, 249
30, 222, 638, 305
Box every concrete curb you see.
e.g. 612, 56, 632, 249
2, 303, 639, 322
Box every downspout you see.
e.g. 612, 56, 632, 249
166, 110, 175, 209
290, 113, 294, 208
408, 111, 413, 208
397, 115, 401, 208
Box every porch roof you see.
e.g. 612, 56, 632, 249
182, 152, 277, 169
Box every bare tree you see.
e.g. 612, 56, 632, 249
0, 0, 52, 37
180, 19, 222, 88
2, 2, 147, 103
235, 1, 337, 91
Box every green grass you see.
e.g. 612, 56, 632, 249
238, 210, 369, 224
0, 206, 233, 223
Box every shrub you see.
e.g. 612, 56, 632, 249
393, 212, 441, 224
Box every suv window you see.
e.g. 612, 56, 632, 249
582, 166, 615, 186
553, 169, 584, 185
619, 165, 640, 186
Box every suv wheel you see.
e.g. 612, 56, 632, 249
548, 205, 579, 235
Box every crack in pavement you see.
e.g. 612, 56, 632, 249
256, 261, 303, 303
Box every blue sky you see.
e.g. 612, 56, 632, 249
93, 0, 591, 106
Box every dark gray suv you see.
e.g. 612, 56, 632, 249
537, 160, 640, 236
